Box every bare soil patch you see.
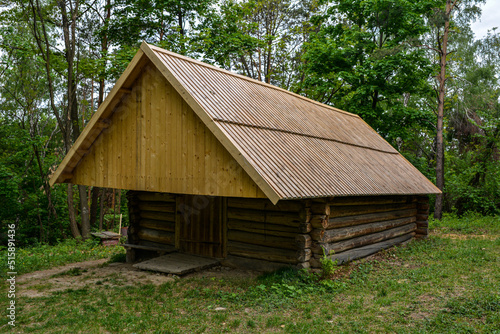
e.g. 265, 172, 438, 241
18, 259, 262, 298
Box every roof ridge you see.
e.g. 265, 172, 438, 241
213, 118, 398, 154
146, 43, 359, 119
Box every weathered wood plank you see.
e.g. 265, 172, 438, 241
299, 222, 312, 233
312, 223, 417, 255
228, 219, 298, 238
134, 253, 219, 275
137, 192, 176, 202
138, 228, 175, 244
329, 203, 416, 218
140, 211, 176, 222
138, 202, 176, 213
227, 198, 304, 212
138, 239, 175, 248
227, 230, 296, 250
295, 234, 312, 249
297, 248, 312, 262
311, 216, 416, 243
227, 208, 302, 227
122, 243, 177, 252
296, 262, 310, 269
317, 208, 417, 229
310, 233, 415, 267
227, 241, 298, 263
329, 196, 416, 206
139, 219, 175, 232
310, 203, 330, 215
221, 255, 290, 272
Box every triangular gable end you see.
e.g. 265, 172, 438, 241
49, 45, 275, 201
51, 43, 440, 203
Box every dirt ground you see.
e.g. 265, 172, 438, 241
18, 259, 261, 298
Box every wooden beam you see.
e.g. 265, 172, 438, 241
227, 198, 303, 212
312, 223, 417, 255
221, 255, 290, 272
138, 219, 175, 232
119, 88, 132, 94
227, 230, 296, 250
138, 202, 176, 213
95, 119, 112, 129
58, 173, 73, 181
330, 203, 416, 219
227, 208, 301, 227
228, 219, 299, 237
137, 192, 176, 202
310, 233, 415, 267
329, 195, 415, 206
317, 208, 417, 229
311, 216, 416, 243
140, 211, 176, 222
295, 234, 312, 249
227, 241, 298, 263
137, 228, 175, 244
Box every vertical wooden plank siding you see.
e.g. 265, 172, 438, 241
178, 195, 224, 258
71, 64, 266, 198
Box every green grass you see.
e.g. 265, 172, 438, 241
0, 238, 125, 278
1, 216, 499, 333
429, 212, 500, 234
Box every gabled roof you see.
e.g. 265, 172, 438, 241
50, 42, 440, 203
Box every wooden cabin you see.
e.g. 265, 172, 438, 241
50, 42, 440, 271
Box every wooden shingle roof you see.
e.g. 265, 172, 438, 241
50, 42, 440, 203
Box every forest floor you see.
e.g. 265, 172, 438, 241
1, 214, 499, 333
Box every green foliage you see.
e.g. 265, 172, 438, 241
107, 252, 127, 264
320, 254, 338, 279
0, 120, 68, 245
445, 151, 500, 215
188, 267, 347, 310
429, 212, 500, 234
303, 0, 435, 142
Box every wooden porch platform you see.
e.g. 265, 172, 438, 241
133, 253, 220, 275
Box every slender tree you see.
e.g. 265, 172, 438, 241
424, 0, 484, 219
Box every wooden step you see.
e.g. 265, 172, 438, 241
133, 253, 220, 275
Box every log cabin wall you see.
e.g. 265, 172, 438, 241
127, 192, 429, 269
127, 191, 176, 253
309, 195, 423, 268
415, 196, 430, 238
222, 198, 312, 270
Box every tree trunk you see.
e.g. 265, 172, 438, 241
78, 185, 91, 238
67, 184, 82, 238
90, 187, 100, 227
434, 0, 453, 220
60, 0, 91, 237
99, 188, 106, 230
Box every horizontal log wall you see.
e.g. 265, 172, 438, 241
224, 197, 310, 267
310, 195, 419, 268
415, 196, 430, 238
127, 191, 176, 248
